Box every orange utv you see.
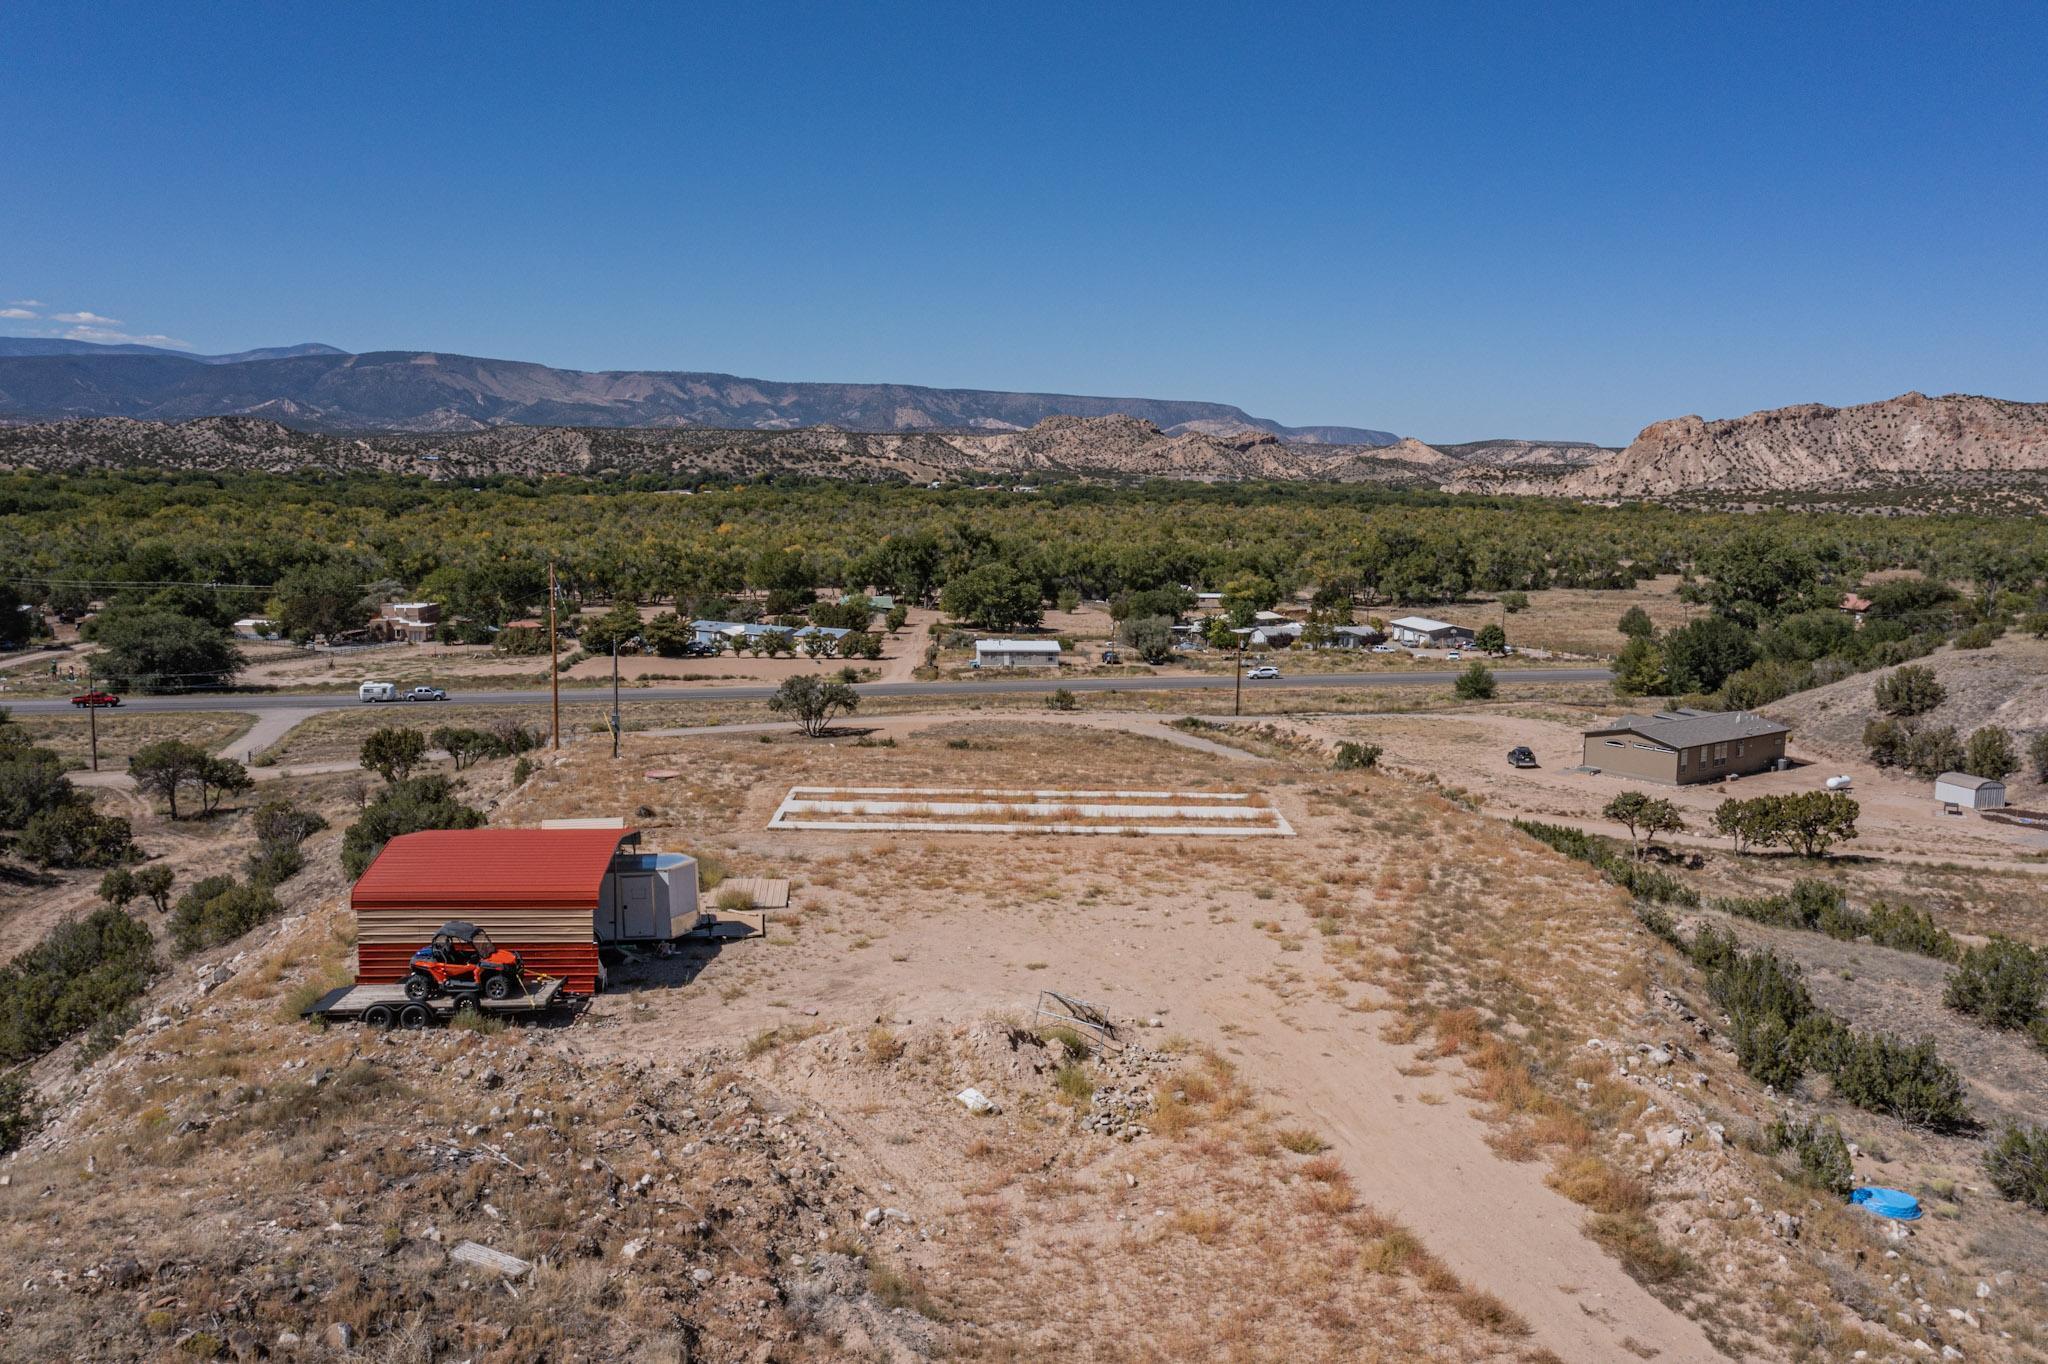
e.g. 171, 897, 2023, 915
405, 921, 525, 1000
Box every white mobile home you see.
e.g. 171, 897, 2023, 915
974, 639, 1062, 669
1934, 772, 2006, 810
1388, 616, 1475, 648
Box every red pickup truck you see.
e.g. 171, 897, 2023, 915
70, 691, 122, 708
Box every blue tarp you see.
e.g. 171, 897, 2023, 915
1850, 1186, 1922, 1220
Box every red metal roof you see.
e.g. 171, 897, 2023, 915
351, 827, 636, 910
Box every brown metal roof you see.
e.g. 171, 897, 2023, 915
351, 827, 636, 911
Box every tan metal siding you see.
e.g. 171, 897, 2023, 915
1583, 734, 1680, 784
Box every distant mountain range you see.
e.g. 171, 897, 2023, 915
0, 337, 349, 365
0, 336, 1396, 444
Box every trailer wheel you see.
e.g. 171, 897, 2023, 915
398, 1002, 432, 1029
361, 1003, 396, 1028
452, 994, 480, 1016
484, 973, 514, 1001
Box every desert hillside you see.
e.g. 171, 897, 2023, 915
0, 414, 1446, 485
1765, 634, 2048, 788
1563, 393, 2048, 497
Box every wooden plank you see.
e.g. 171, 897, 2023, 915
719, 876, 789, 909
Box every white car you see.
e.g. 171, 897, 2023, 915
1445, 651, 1463, 661
1245, 665, 1281, 680
1370, 644, 1398, 653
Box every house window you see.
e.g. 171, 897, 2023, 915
1736, 741, 1745, 758
1605, 739, 1624, 748
1678, 748, 1687, 771
1713, 743, 1727, 765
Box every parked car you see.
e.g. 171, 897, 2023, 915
358, 681, 398, 703
1370, 643, 1398, 653
1445, 651, 1463, 661
1507, 746, 1538, 768
405, 685, 448, 701
70, 690, 121, 708
1246, 665, 1281, 680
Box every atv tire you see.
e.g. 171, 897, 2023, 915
362, 1003, 396, 1028
484, 973, 514, 1001
403, 972, 434, 1001
398, 1002, 432, 1029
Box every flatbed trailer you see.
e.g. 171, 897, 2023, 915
303, 977, 567, 1029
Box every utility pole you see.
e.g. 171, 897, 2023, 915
548, 560, 560, 751
1233, 637, 1244, 717
86, 662, 100, 773
610, 633, 621, 759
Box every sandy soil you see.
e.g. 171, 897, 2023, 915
500, 718, 1727, 1362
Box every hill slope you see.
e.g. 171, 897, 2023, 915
0, 340, 1396, 443
1564, 393, 2048, 497
0, 413, 1433, 484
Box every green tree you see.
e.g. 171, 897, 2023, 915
1617, 605, 1656, 639
1711, 796, 1776, 855
19, 803, 134, 868
1119, 615, 1176, 665
1699, 533, 1823, 626
98, 867, 139, 909
1774, 791, 1860, 858
82, 607, 243, 694
132, 864, 175, 914
1660, 616, 1759, 694
1453, 660, 1497, 700
1903, 725, 1964, 778
2030, 732, 2048, 783
192, 756, 253, 815
1496, 591, 1529, 614
1943, 939, 2044, 1031
1963, 725, 2019, 781
273, 561, 372, 643
1985, 1125, 2048, 1212
1874, 664, 1945, 717
1612, 636, 1670, 697
1220, 575, 1280, 628
1474, 623, 1507, 654
939, 563, 1043, 632
340, 775, 485, 879
885, 603, 910, 633
360, 727, 428, 783
768, 674, 860, 737
579, 600, 646, 652
0, 582, 34, 650
129, 739, 210, 820
1602, 791, 1684, 857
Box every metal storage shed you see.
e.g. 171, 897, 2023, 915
351, 827, 641, 993
1933, 772, 2006, 810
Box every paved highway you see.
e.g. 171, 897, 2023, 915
4, 667, 1613, 716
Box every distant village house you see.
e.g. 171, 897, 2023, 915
1580, 709, 1790, 785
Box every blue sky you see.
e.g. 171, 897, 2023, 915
3, 1, 2043, 443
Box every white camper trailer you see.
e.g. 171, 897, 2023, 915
595, 851, 702, 943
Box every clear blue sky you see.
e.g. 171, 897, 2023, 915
4, 1, 2043, 443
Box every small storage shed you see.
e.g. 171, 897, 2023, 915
1934, 772, 2006, 810
351, 827, 643, 993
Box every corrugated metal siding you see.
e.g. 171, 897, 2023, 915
359, 942, 602, 994
350, 828, 634, 996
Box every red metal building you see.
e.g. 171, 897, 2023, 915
350, 827, 639, 994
